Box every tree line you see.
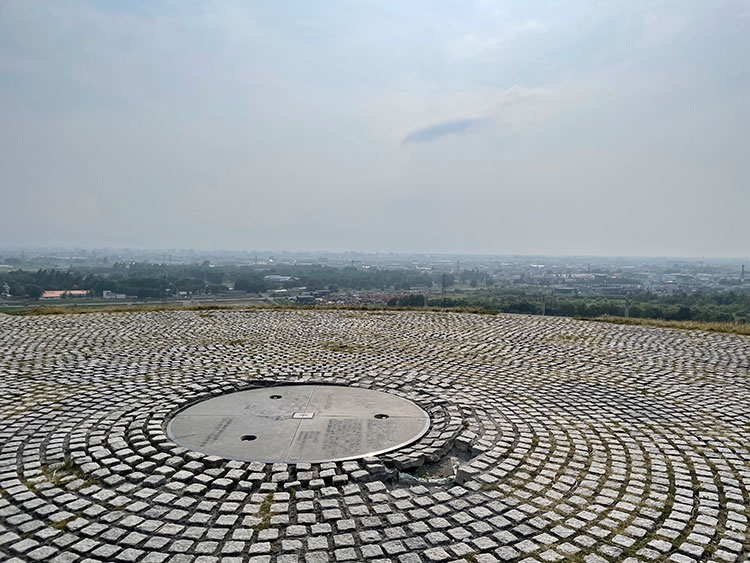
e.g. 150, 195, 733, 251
388, 289, 750, 324
2, 264, 747, 324
0, 264, 433, 299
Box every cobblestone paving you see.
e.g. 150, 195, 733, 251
1, 309, 749, 563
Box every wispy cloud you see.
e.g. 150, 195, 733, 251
402, 117, 487, 143
391, 84, 574, 145
445, 19, 549, 62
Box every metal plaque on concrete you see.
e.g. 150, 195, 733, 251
166, 385, 430, 463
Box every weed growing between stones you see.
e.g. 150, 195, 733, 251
50, 516, 75, 531
253, 493, 275, 532
40, 457, 99, 489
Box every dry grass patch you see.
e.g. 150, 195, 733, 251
5, 303, 239, 316
576, 315, 750, 336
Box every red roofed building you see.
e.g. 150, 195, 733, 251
40, 290, 89, 300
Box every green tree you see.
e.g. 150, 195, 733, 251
24, 284, 44, 299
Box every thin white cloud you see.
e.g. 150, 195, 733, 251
445, 19, 550, 62
638, 11, 687, 48
402, 117, 488, 144
370, 84, 581, 146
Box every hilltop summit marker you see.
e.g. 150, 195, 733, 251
166, 384, 430, 463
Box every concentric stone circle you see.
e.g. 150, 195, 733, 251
166, 384, 431, 463
0, 309, 749, 563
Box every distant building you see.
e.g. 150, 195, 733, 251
553, 287, 577, 295
296, 294, 316, 305
102, 290, 126, 300
264, 275, 294, 283
40, 290, 89, 300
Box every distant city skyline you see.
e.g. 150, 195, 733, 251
2, 245, 748, 264
1, 1, 748, 256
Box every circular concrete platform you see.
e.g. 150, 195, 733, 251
166, 385, 431, 463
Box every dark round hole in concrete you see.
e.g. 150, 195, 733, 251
270, 395, 282, 399
374, 413, 389, 419
241, 435, 257, 441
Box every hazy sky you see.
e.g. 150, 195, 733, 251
1, 1, 748, 256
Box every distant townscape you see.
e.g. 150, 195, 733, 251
0, 247, 748, 324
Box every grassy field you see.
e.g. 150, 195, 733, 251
4, 304, 748, 336
576, 315, 750, 336
1, 303, 239, 316
1, 303, 499, 317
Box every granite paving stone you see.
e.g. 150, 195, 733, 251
0, 310, 748, 562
